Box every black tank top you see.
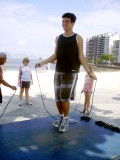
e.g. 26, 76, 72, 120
56, 33, 81, 73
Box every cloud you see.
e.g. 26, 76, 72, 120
45, 15, 60, 23
18, 40, 27, 45
0, 0, 120, 58
0, 1, 59, 58
0, 1, 39, 22
75, 0, 120, 40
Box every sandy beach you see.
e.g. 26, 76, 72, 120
0, 69, 120, 128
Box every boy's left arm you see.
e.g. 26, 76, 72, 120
77, 35, 97, 80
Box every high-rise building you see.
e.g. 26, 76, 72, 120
86, 33, 120, 63
112, 40, 120, 64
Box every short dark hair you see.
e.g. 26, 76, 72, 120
0, 52, 6, 59
62, 13, 77, 23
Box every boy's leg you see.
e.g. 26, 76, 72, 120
56, 101, 63, 115
62, 101, 70, 117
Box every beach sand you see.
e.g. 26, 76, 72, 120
0, 69, 120, 128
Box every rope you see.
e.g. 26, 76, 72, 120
35, 69, 81, 124
35, 68, 56, 120
0, 90, 16, 119
75, 80, 97, 117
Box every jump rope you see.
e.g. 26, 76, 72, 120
35, 68, 97, 123
75, 79, 97, 116
34, 71, 120, 132
1, 69, 120, 133
0, 90, 16, 119
0, 69, 96, 122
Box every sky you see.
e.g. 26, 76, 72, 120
0, 0, 120, 59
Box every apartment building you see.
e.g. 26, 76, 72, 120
86, 33, 120, 63
112, 40, 120, 63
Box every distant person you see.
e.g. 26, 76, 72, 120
0, 52, 17, 103
18, 57, 33, 106
3, 63, 6, 72
46, 64, 48, 70
97, 67, 101, 72
35, 12, 96, 132
81, 66, 94, 114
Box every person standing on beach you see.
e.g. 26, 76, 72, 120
35, 12, 96, 132
0, 52, 17, 103
18, 57, 33, 106
81, 65, 94, 115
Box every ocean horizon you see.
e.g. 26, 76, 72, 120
3, 57, 86, 72
3, 57, 56, 71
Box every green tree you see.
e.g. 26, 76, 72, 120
95, 59, 102, 64
100, 54, 115, 64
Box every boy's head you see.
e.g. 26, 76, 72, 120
62, 13, 77, 23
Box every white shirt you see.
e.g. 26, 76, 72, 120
21, 66, 32, 81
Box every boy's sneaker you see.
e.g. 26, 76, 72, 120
59, 118, 69, 132
53, 116, 63, 128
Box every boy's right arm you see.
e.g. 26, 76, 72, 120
35, 36, 58, 68
35, 53, 57, 68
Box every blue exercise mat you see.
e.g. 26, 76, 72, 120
0, 112, 120, 160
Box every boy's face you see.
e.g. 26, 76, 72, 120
62, 17, 74, 31
0, 57, 7, 65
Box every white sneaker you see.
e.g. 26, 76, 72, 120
53, 116, 63, 128
59, 118, 69, 132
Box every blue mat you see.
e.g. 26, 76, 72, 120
0, 112, 120, 160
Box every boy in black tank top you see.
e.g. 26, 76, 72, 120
35, 13, 96, 132
56, 33, 80, 73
